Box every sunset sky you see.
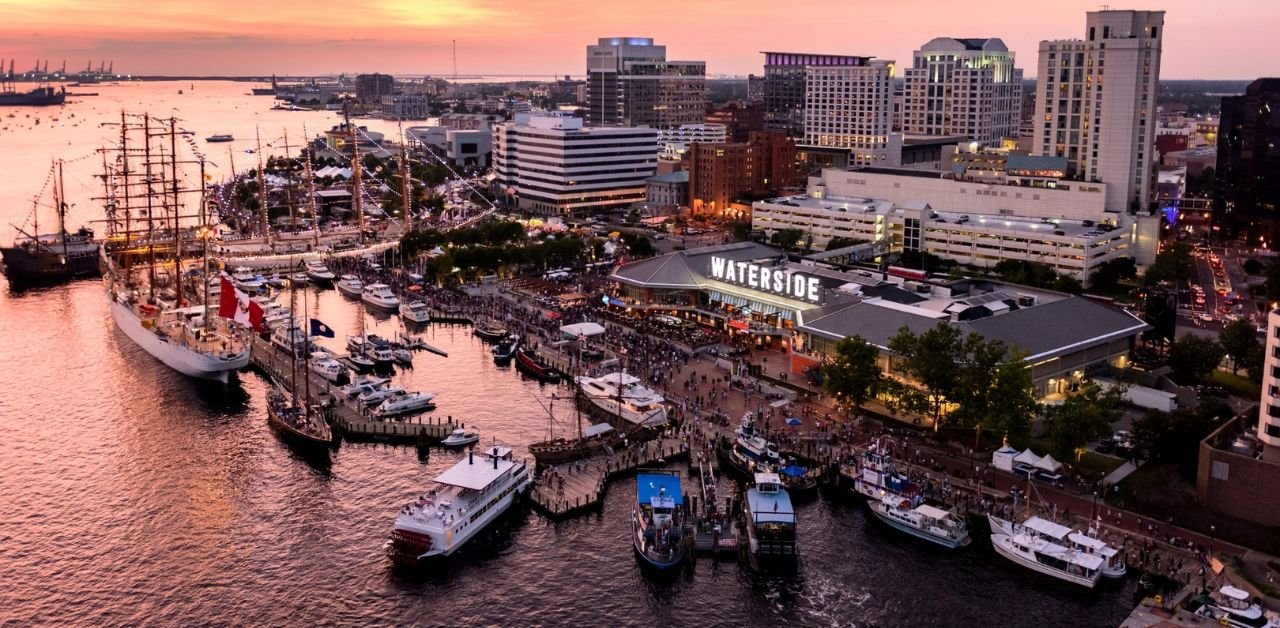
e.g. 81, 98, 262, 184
0, 0, 1273, 79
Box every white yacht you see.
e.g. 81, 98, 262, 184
988, 515, 1103, 588
270, 321, 310, 357
868, 500, 971, 549
309, 350, 349, 384
374, 391, 437, 417
575, 372, 668, 429
1192, 584, 1280, 628
358, 386, 407, 406
989, 514, 1126, 578
336, 274, 364, 298
399, 299, 431, 323
338, 375, 391, 399
440, 429, 480, 447
362, 283, 400, 309
230, 266, 264, 293
304, 260, 336, 283
387, 445, 531, 563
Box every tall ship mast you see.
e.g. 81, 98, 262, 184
0, 160, 101, 285
99, 113, 251, 382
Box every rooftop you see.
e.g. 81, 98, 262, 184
647, 171, 689, 184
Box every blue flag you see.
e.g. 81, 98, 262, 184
310, 318, 335, 338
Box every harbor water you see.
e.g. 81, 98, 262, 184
0, 83, 1138, 626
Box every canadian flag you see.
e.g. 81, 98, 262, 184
219, 274, 266, 332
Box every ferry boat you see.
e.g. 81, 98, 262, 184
1190, 584, 1280, 628
335, 274, 364, 298
266, 386, 332, 455
473, 320, 507, 342
399, 299, 431, 323
742, 472, 797, 569
632, 471, 687, 571
304, 260, 335, 284
515, 347, 561, 383
575, 372, 668, 429
868, 500, 971, 549
988, 514, 1126, 579
491, 334, 520, 364
387, 446, 531, 563
361, 283, 400, 310
721, 414, 780, 478
987, 514, 1104, 588
440, 429, 480, 448
374, 390, 437, 417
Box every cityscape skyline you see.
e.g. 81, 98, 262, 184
0, 0, 1274, 79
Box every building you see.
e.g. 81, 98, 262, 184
608, 241, 1147, 399
355, 73, 395, 104
405, 126, 491, 167
803, 60, 898, 166
761, 51, 874, 137
492, 113, 657, 215
1215, 78, 1280, 244
1164, 147, 1216, 178
586, 37, 706, 129
901, 38, 1023, 144
751, 131, 800, 191
706, 102, 765, 143
656, 123, 728, 155
686, 131, 799, 216
380, 93, 430, 120
645, 171, 689, 209
746, 74, 765, 104
752, 165, 1133, 280
1034, 10, 1164, 216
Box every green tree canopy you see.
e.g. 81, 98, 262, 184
1131, 399, 1227, 480
888, 324, 966, 430
1143, 242, 1194, 286
1167, 333, 1226, 383
1088, 257, 1138, 292
821, 336, 883, 412
1219, 319, 1261, 375
1043, 381, 1126, 461
770, 228, 803, 250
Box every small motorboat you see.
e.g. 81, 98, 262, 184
358, 386, 407, 406
393, 348, 413, 366
474, 320, 507, 342
336, 274, 364, 298
361, 283, 400, 310
399, 299, 431, 324
305, 260, 336, 284
347, 353, 376, 373
440, 429, 480, 448
374, 391, 437, 418
492, 334, 520, 364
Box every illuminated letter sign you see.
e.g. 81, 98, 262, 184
707, 256, 822, 304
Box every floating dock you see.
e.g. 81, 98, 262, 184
529, 436, 689, 519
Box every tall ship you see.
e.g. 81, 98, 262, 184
265, 276, 332, 455
632, 470, 687, 570
99, 114, 250, 382
741, 472, 797, 570
528, 352, 620, 467
575, 371, 668, 430
2, 161, 100, 284
387, 445, 531, 564
0, 85, 66, 107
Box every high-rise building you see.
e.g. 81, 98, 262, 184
901, 38, 1023, 144
585, 37, 706, 129
1215, 78, 1280, 244
803, 60, 898, 167
761, 52, 873, 137
1259, 309, 1280, 462
1034, 10, 1164, 214
355, 73, 395, 104
493, 113, 657, 215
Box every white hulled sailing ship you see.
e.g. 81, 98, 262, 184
100, 114, 250, 382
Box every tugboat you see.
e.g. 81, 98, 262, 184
632, 470, 687, 571
720, 414, 781, 479
1190, 584, 1280, 628
844, 440, 916, 502
741, 471, 797, 570
491, 333, 520, 365
515, 347, 562, 383
867, 499, 971, 548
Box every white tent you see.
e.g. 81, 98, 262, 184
1034, 454, 1063, 473
1013, 448, 1042, 466
991, 444, 1019, 472
560, 322, 606, 339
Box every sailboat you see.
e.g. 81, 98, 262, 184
266, 276, 333, 455
1, 160, 101, 284
101, 114, 250, 382
344, 298, 377, 372
528, 342, 622, 466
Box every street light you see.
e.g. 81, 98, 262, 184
1210, 524, 1216, 558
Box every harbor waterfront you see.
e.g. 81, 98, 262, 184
0, 82, 1150, 626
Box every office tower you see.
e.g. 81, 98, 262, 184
1215, 78, 1280, 244
901, 38, 1023, 143
761, 52, 873, 137
803, 60, 897, 166
586, 37, 706, 128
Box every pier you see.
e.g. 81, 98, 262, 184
247, 336, 455, 443
529, 436, 689, 519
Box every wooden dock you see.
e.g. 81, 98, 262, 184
529, 437, 689, 519
248, 336, 455, 443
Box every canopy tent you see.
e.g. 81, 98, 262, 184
991, 444, 1018, 472
785, 417, 802, 426
1033, 454, 1063, 473
1013, 448, 1042, 466
559, 322, 605, 339
637, 472, 684, 505
314, 166, 352, 179
779, 463, 808, 477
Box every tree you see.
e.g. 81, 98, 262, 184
1053, 274, 1084, 295
888, 324, 965, 430
770, 228, 803, 250
1143, 241, 1194, 286
1167, 333, 1226, 383
1142, 290, 1178, 346
825, 236, 867, 251
1246, 343, 1266, 385
1043, 382, 1125, 461
1089, 257, 1138, 292
821, 336, 883, 412
727, 220, 752, 242
1243, 259, 1264, 276
1220, 319, 1261, 375
620, 233, 654, 257
1131, 401, 1222, 480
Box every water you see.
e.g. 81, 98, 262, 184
0, 83, 1139, 626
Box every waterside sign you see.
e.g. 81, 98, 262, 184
708, 256, 822, 304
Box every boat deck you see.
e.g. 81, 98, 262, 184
529, 436, 688, 519
249, 336, 455, 442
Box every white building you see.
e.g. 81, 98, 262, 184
902, 38, 1023, 144
803, 60, 898, 166
493, 113, 657, 215
1260, 310, 1280, 462
656, 123, 728, 154
1035, 10, 1164, 215
752, 166, 1132, 280
405, 126, 491, 167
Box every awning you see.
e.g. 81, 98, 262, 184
560, 322, 605, 338
1013, 449, 1042, 465
1034, 454, 1063, 472
1023, 516, 1072, 540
